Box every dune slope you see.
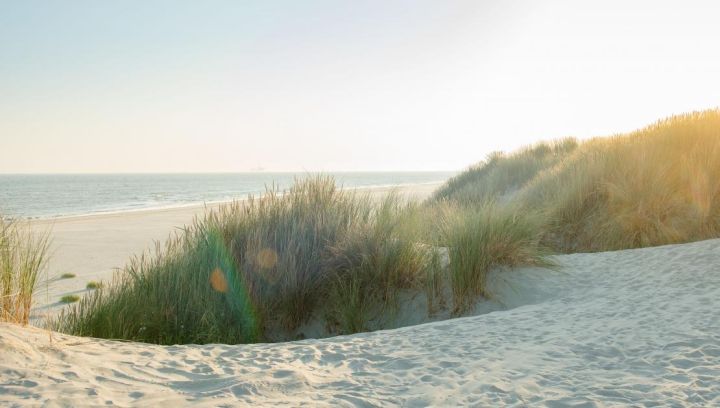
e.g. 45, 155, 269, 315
2, 239, 719, 406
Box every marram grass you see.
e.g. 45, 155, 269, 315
54, 176, 547, 344
50, 110, 720, 345
438, 109, 720, 252
437, 203, 549, 314
55, 178, 464, 343
0, 218, 50, 324
433, 138, 578, 204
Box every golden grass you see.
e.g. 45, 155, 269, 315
438, 109, 720, 252
437, 203, 549, 313
0, 218, 50, 324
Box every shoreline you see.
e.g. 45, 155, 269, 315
24, 180, 444, 224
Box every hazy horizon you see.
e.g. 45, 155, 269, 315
2, 1, 719, 174
0, 170, 455, 175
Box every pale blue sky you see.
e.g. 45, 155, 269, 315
2, 1, 719, 173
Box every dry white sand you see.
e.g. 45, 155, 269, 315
2, 238, 719, 406
28, 182, 441, 320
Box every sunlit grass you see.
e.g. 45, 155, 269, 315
323, 198, 440, 333
0, 217, 50, 324
433, 138, 578, 204
51, 110, 720, 345
437, 203, 549, 314
438, 109, 720, 252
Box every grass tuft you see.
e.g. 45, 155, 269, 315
1, 217, 50, 324
86, 281, 102, 290
60, 295, 80, 304
438, 203, 548, 314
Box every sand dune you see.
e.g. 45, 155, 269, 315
3, 238, 719, 406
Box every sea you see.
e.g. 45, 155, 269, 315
0, 172, 455, 219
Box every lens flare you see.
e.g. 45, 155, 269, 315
256, 248, 278, 269
206, 228, 260, 342
210, 267, 228, 293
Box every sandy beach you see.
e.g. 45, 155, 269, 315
4, 2, 719, 406
3, 237, 719, 406
28, 182, 442, 319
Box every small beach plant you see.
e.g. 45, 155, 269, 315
86, 281, 102, 289
60, 295, 80, 304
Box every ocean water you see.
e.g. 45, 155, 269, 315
0, 172, 454, 219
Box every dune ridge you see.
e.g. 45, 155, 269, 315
3, 238, 719, 406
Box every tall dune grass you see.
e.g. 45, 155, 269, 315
438, 109, 720, 252
438, 203, 548, 313
54, 178, 448, 343
433, 138, 578, 204
0, 218, 49, 324
55, 176, 548, 344
49, 109, 720, 344
324, 198, 438, 333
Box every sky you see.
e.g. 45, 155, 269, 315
1, 0, 719, 173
